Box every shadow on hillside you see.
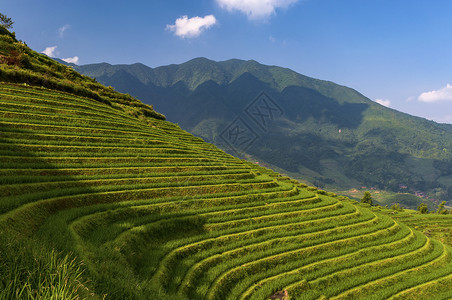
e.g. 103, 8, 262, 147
0, 122, 210, 298
0, 124, 82, 232
281, 86, 369, 129
124, 214, 207, 275
0, 122, 98, 296
95, 71, 370, 132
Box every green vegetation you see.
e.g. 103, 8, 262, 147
391, 203, 404, 212
74, 58, 452, 207
360, 191, 373, 205
0, 234, 89, 299
0, 13, 13, 29
418, 203, 429, 214
0, 27, 164, 121
338, 188, 438, 211
1, 24, 452, 299
378, 207, 452, 248
437, 201, 449, 214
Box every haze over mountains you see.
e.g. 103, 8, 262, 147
73, 58, 452, 206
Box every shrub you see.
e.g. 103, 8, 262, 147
437, 201, 448, 214
360, 191, 373, 206
417, 203, 429, 214
391, 203, 403, 211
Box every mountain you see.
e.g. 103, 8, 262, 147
2, 23, 452, 299
74, 58, 452, 207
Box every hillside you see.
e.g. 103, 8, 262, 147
2, 26, 452, 299
74, 58, 452, 207
0, 29, 164, 121
380, 208, 452, 247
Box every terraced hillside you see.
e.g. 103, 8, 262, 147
1, 82, 452, 299
382, 209, 452, 248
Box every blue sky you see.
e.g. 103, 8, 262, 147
3, 0, 452, 123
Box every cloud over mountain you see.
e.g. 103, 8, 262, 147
376, 98, 391, 107
167, 15, 217, 38
62, 56, 79, 64
41, 46, 78, 64
42, 46, 58, 57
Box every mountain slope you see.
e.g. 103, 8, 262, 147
2, 25, 452, 299
0, 32, 164, 121
75, 58, 452, 206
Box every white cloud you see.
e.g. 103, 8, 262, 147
41, 45, 79, 64
418, 84, 452, 103
58, 24, 70, 37
62, 56, 79, 65
216, 0, 298, 19
166, 15, 217, 38
42, 46, 58, 57
375, 98, 391, 107
269, 35, 276, 43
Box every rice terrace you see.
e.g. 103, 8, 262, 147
2, 6, 452, 300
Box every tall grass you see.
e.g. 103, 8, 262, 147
0, 231, 92, 299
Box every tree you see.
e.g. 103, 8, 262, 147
0, 13, 14, 29
437, 201, 448, 214
417, 203, 429, 214
391, 203, 403, 212
361, 191, 373, 205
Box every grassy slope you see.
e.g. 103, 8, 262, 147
0, 28, 164, 121
1, 27, 452, 299
378, 207, 452, 248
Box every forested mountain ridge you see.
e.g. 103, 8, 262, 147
74, 58, 452, 205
